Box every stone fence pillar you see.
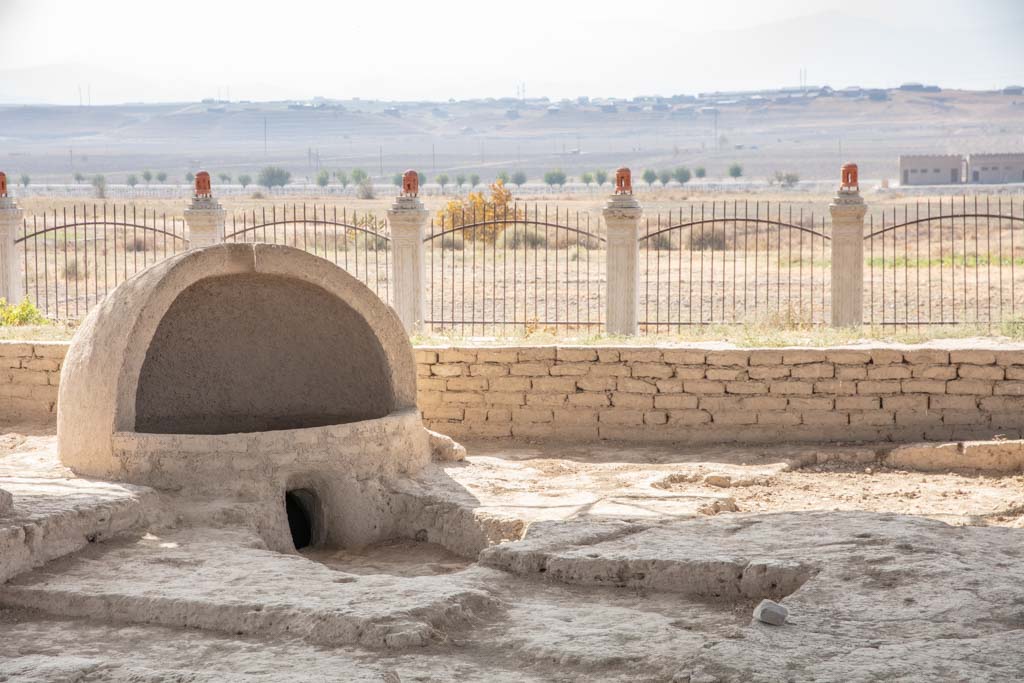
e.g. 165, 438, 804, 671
387, 170, 429, 334
602, 167, 642, 336
183, 171, 225, 248
829, 163, 867, 327
0, 172, 24, 305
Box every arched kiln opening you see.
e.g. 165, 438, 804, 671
134, 273, 395, 434
285, 488, 320, 550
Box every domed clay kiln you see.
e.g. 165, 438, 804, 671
57, 243, 430, 552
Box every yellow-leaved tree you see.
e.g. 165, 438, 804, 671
435, 180, 523, 244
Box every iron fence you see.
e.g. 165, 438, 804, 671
424, 203, 605, 335
865, 196, 1024, 327
225, 204, 391, 303
639, 201, 831, 331
15, 205, 187, 320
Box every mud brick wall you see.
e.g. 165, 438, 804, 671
415, 346, 1024, 443
6, 341, 1024, 445
0, 342, 66, 421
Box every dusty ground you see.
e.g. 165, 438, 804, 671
2, 427, 1024, 681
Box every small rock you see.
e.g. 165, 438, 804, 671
753, 599, 788, 625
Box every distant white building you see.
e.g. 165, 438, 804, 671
966, 153, 1024, 184
899, 154, 963, 186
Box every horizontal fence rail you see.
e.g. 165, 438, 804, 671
865, 196, 1024, 328
225, 204, 391, 303
424, 203, 605, 335
15, 205, 187, 320
639, 202, 831, 331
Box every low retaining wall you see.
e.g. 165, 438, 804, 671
6, 340, 1024, 445
0, 342, 64, 421
415, 345, 1024, 443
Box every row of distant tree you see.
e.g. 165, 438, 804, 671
11, 163, 798, 193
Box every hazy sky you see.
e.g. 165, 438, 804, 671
1, 0, 1022, 104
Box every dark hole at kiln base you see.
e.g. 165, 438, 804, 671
286, 489, 316, 550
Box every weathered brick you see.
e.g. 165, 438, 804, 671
526, 393, 568, 407
931, 395, 979, 411
740, 396, 788, 411
950, 350, 996, 365
705, 368, 745, 381
417, 377, 446, 392
632, 363, 674, 379
801, 410, 849, 426
662, 349, 705, 364
993, 382, 1024, 396
654, 394, 699, 410
483, 392, 526, 406
748, 350, 784, 366
512, 408, 553, 423
487, 409, 512, 422
549, 363, 591, 376
8, 370, 48, 386
903, 349, 949, 365
942, 411, 987, 426
1004, 366, 1024, 380
620, 349, 663, 363
769, 381, 814, 395
979, 396, 1024, 412
611, 392, 654, 409
510, 362, 552, 376
415, 350, 438, 364
836, 396, 879, 410
825, 350, 872, 364
446, 377, 488, 391
857, 380, 902, 395
551, 408, 597, 424
598, 409, 645, 425
430, 364, 464, 377
866, 365, 911, 380
517, 347, 557, 361
32, 343, 68, 360
705, 350, 749, 367
895, 410, 934, 425
758, 411, 802, 425
787, 397, 834, 411
791, 363, 834, 379
958, 365, 1003, 380
713, 411, 757, 425
416, 364, 432, 377
849, 411, 895, 425
913, 365, 958, 380
882, 395, 929, 411
596, 349, 621, 363
469, 363, 509, 377
901, 379, 947, 394
476, 349, 519, 363
813, 380, 858, 395
869, 349, 904, 365
725, 382, 768, 394
946, 380, 993, 396
654, 379, 684, 393
683, 380, 725, 395
556, 347, 598, 362
464, 408, 489, 423
586, 364, 631, 377
439, 349, 477, 363
0, 343, 33, 358
673, 366, 706, 379
531, 377, 577, 393
577, 376, 617, 392
489, 377, 531, 392
644, 411, 669, 425
835, 366, 868, 380
618, 378, 658, 394
698, 397, 743, 411
422, 406, 464, 420
442, 391, 482, 405
568, 392, 611, 407
749, 366, 791, 380
994, 350, 1024, 366
782, 350, 826, 365
667, 409, 712, 425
